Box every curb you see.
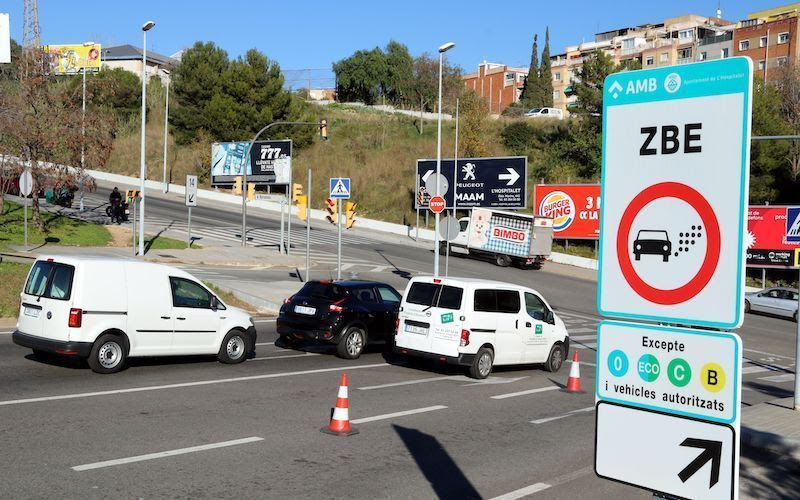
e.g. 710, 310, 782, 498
741, 426, 800, 460
206, 281, 282, 315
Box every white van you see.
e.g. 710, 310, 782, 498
13, 256, 256, 373
524, 107, 564, 120
394, 277, 569, 379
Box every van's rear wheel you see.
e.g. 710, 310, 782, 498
88, 334, 126, 374
468, 347, 493, 379
544, 343, 565, 373
219, 329, 248, 364
495, 254, 512, 267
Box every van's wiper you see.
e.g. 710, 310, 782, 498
421, 303, 434, 312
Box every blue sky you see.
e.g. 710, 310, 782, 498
4, 0, 785, 87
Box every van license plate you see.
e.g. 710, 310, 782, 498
24, 307, 40, 318
294, 305, 316, 315
405, 324, 428, 335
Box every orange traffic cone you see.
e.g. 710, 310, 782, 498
321, 373, 359, 436
565, 351, 584, 393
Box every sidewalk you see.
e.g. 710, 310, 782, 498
742, 397, 800, 459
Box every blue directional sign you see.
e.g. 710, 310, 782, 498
329, 177, 351, 199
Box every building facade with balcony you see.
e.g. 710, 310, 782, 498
462, 61, 527, 114
734, 3, 800, 81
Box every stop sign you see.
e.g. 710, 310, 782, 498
429, 195, 446, 214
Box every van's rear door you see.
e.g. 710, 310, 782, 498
399, 281, 463, 357
18, 259, 75, 342
426, 284, 464, 357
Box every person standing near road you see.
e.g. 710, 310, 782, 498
109, 187, 122, 224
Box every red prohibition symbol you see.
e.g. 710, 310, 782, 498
616, 182, 721, 305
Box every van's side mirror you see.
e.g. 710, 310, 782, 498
545, 310, 555, 325
210, 297, 219, 311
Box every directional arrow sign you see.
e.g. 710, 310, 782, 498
498, 167, 520, 186
678, 438, 722, 488
595, 401, 737, 500
185, 175, 198, 207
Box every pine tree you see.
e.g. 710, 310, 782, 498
520, 34, 539, 107
540, 27, 554, 107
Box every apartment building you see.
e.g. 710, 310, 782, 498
734, 3, 800, 81
101, 44, 177, 84
462, 61, 527, 114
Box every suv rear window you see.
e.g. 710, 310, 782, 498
24, 261, 75, 301
406, 282, 463, 310
298, 281, 346, 300
474, 289, 520, 313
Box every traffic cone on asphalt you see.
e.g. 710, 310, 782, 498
565, 351, 584, 393
321, 373, 359, 436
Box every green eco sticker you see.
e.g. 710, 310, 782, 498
535, 324, 543, 334
441, 312, 453, 324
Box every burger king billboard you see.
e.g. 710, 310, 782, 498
534, 184, 600, 239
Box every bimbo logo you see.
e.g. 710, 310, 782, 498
492, 226, 529, 244
539, 191, 574, 231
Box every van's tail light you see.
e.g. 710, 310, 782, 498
459, 329, 470, 347
283, 295, 294, 305
329, 298, 346, 313
68, 308, 82, 328
394, 318, 400, 336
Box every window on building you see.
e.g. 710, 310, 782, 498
660, 52, 669, 63
504, 73, 514, 86
699, 52, 707, 61
721, 47, 729, 58
553, 90, 559, 100
779, 32, 790, 44
646, 56, 654, 66
778, 56, 789, 67
678, 29, 693, 40
758, 59, 766, 70
739, 40, 750, 51
554, 72, 561, 81
622, 39, 635, 50
677, 47, 692, 60
760, 36, 768, 48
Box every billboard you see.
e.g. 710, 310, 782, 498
533, 184, 600, 239
211, 140, 292, 186
0, 14, 9, 64
415, 156, 527, 209
747, 205, 800, 267
43, 43, 102, 74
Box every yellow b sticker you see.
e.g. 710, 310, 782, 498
700, 362, 726, 392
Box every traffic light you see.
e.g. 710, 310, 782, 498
296, 195, 308, 221
345, 201, 357, 229
292, 183, 303, 202
319, 118, 328, 141
234, 176, 242, 195
125, 190, 140, 203
325, 197, 338, 224
247, 183, 256, 201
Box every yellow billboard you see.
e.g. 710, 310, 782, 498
43, 43, 102, 74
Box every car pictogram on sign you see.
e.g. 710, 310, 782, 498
633, 230, 672, 262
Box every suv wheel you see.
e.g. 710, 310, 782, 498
337, 327, 366, 359
468, 347, 493, 379
88, 333, 127, 374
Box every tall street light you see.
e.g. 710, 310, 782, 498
162, 68, 170, 193
139, 20, 155, 256
434, 41, 455, 278
79, 41, 95, 212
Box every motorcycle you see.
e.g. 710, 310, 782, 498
105, 201, 129, 223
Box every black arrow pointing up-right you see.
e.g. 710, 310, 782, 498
678, 438, 722, 488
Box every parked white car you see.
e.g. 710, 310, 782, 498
13, 256, 256, 373
524, 107, 564, 120
393, 277, 569, 379
744, 287, 799, 321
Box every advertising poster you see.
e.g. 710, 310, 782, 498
467, 209, 532, 258
534, 184, 600, 239
211, 140, 292, 186
747, 205, 800, 267
0, 14, 10, 64
43, 43, 101, 74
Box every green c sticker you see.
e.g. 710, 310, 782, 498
535, 324, 543, 334
441, 312, 453, 324
668, 358, 691, 387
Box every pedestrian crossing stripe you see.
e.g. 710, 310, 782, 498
329, 177, 350, 199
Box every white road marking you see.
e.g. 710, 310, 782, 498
0, 363, 389, 407
489, 482, 551, 500
569, 334, 596, 341
358, 376, 453, 390
742, 365, 774, 375
758, 373, 795, 383
530, 406, 595, 425
350, 405, 448, 424
72, 436, 264, 471
249, 353, 320, 361
0, 331, 14, 335
567, 327, 596, 334
569, 360, 596, 367
253, 319, 276, 323
573, 343, 597, 350
491, 385, 560, 400
744, 348, 794, 360
255, 342, 275, 346
460, 376, 529, 386
340, 263, 357, 271
556, 311, 602, 322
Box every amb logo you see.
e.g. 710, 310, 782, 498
539, 191, 574, 232
607, 78, 657, 99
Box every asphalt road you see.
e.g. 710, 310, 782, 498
2, 181, 795, 498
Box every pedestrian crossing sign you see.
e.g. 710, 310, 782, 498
329, 177, 351, 199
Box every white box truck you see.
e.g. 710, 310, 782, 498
442, 208, 553, 269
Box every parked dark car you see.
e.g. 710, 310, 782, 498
277, 280, 402, 359
633, 229, 671, 262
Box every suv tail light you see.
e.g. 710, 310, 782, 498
394, 318, 400, 336
459, 329, 470, 347
329, 298, 346, 313
283, 295, 294, 305
68, 308, 82, 328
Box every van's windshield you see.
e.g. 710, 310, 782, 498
406, 283, 463, 310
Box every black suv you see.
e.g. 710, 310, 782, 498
277, 280, 402, 359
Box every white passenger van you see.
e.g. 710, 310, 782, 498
13, 256, 256, 373
394, 277, 569, 379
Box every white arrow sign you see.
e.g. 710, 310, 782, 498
498, 168, 520, 186
422, 169, 434, 183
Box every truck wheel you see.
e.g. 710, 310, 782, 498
438, 243, 447, 255
219, 329, 248, 364
337, 327, 366, 359
468, 347, 493, 379
88, 334, 127, 374
495, 254, 512, 267
544, 343, 565, 373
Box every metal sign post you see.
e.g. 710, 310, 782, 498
306, 169, 312, 282
185, 175, 197, 248
19, 170, 33, 251
337, 199, 342, 280
131, 197, 137, 256
280, 198, 286, 254
329, 177, 351, 280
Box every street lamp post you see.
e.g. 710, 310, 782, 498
139, 20, 155, 256
434, 41, 455, 278
79, 41, 94, 213
162, 69, 170, 193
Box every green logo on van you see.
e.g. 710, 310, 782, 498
535, 324, 543, 334
441, 312, 454, 323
